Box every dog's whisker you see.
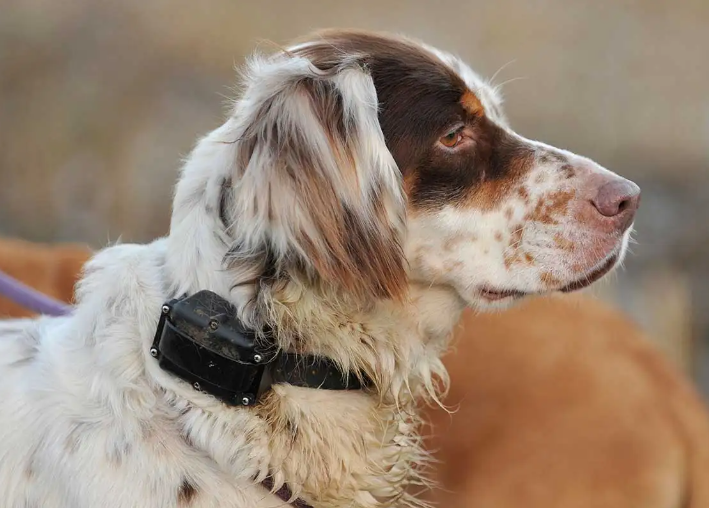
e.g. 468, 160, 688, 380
492, 75, 528, 92
488, 58, 518, 87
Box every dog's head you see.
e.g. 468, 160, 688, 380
175, 30, 639, 311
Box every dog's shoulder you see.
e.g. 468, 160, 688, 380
0, 239, 189, 506
75, 239, 170, 308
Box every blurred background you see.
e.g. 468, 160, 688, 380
1, 0, 708, 394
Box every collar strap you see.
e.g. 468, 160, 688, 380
150, 290, 370, 406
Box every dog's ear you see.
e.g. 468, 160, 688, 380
228, 54, 407, 301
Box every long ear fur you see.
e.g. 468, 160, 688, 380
226, 52, 407, 301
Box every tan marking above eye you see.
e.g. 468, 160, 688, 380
461, 90, 485, 116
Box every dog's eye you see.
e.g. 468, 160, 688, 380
439, 130, 463, 148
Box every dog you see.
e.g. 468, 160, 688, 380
0, 237, 91, 318
3, 238, 706, 507
424, 294, 709, 508
0, 29, 640, 507
3, 238, 706, 508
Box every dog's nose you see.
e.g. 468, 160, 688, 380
590, 179, 641, 230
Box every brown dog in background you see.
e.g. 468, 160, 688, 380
1, 236, 708, 506
424, 294, 709, 508
0, 236, 91, 317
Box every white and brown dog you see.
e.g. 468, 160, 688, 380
0, 30, 640, 507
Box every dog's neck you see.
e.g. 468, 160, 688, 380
164, 228, 463, 506
163, 244, 463, 506
166, 274, 462, 506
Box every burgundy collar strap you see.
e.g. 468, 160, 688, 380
261, 476, 313, 508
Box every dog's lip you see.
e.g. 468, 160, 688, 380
479, 287, 528, 301
479, 250, 621, 301
559, 251, 620, 293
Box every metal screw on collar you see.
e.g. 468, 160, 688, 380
209, 320, 219, 330
253, 354, 262, 363
161, 305, 170, 314
193, 382, 201, 390
149, 347, 159, 358
241, 396, 251, 406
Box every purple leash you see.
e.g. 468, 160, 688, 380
0, 270, 72, 316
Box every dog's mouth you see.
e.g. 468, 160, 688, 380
479, 287, 528, 301
558, 251, 620, 293
479, 250, 621, 302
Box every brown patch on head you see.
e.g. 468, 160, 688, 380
524, 252, 535, 265
517, 186, 530, 202
178, 479, 198, 506
527, 190, 576, 225
292, 29, 467, 171
292, 30, 538, 214
460, 90, 484, 117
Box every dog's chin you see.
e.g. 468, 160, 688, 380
461, 237, 629, 311
558, 250, 621, 293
